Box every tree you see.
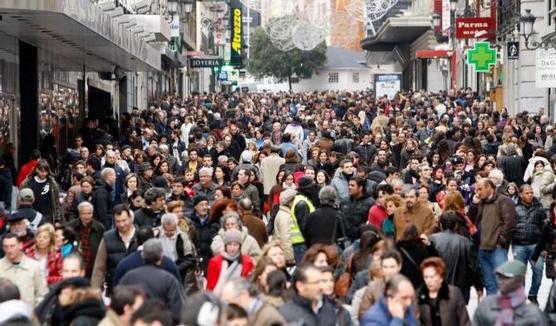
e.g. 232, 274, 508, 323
247, 27, 327, 91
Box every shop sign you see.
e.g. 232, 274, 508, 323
374, 74, 401, 100
217, 71, 228, 81
507, 42, 519, 60
455, 17, 496, 39
170, 16, 180, 38
441, 0, 451, 37
190, 58, 222, 68
467, 42, 496, 72
536, 48, 556, 88
230, 0, 243, 66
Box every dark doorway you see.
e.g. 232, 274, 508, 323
87, 86, 111, 120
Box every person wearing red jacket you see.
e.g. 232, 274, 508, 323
206, 228, 254, 292
368, 184, 394, 229
24, 223, 63, 285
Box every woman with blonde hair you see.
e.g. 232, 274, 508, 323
25, 223, 63, 285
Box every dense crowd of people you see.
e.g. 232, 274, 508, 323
0, 88, 555, 325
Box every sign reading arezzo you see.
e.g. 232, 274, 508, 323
374, 74, 401, 100
536, 48, 556, 88
230, 0, 243, 66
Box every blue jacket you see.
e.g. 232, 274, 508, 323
360, 296, 419, 326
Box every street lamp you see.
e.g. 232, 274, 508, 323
167, 0, 178, 20
520, 9, 556, 50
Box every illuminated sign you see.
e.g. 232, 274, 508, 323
230, 0, 243, 66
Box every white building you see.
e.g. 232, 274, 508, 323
254, 47, 372, 92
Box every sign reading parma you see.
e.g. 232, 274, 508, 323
230, 0, 243, 66
467, 42, 497, 73
455, 17, 496, 39
190, 58, 222, 68
536, 48, 556, 88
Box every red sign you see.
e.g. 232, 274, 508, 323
455, 17, 496, 39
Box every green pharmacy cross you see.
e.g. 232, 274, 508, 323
467, 42, 497, 72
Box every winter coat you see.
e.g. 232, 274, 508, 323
430, 230, 483, 303
331, 172, 351, 202
354, 143, 376, 166
242, 212, 268, 248
20, 175, 61, 223
497, 154, 527, 186
113, 250, 181, 287
393, 203, 436, 241
361, 296, 419, 326
0, 168, 12, 210
25, 246, 63, 285
513, 198, 546, 245
68, 219, 105, 277
187, 213, 220, 272
473, 292, 548, 326
340, 194, 375, 241
91, 179, 114, 229
396, 240, 438, 290
417, 282, 470, 326
533, 219, 556, 266
260, 154, 286, 195
468, 193, 516, 250
545, 280, 556, 325
120, 264, 186, 323
210, 226, 261, 259
531, 169, 555, 209
273, 206, 295, 263
248, 300, 288, 326
279, 294, 337, 326
304, 205, 345, 247
205, 255, 255, 291
133, 207, 162, 228
0, 254, 48, 307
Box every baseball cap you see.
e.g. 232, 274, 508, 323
496, 260, 526, 278
18, 188, 34, 201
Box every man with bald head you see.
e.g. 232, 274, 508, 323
238, 198, 268, 247
469, 178, 516, 295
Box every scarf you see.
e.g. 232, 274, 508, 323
214, 253, 242, 293
495, 286, 526, 326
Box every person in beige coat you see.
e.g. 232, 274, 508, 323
211, 212, 261, 259
0, 233, 48, 307
272, 188, 297, 264
260, 146, 285, 196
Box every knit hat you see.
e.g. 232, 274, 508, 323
138, 162, 153, 174
279, 188, 297, 206
193, 195, 209, 207
223, 228, 242, 245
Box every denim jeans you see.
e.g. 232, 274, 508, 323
513, 243, 544, 297
293, 243, 307, 265
479, 248, 508, 295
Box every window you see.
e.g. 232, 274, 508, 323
328, 72, 339, 83
352, 72, 360, 83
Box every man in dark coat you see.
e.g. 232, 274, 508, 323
304, 186, 346, 247
280, 264, 336, 326
340, 176, 375, 241
68, 201, 105, 277
113, 226, 180, 286
186, 195, 219, 273
91, 167, 116, 229
120, 238, 186, 324
134, 187, 165, 228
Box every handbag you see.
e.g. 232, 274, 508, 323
335, 254, 353, 297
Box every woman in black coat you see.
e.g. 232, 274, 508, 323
396, 224, 438, 290
532, 201, 556, 279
